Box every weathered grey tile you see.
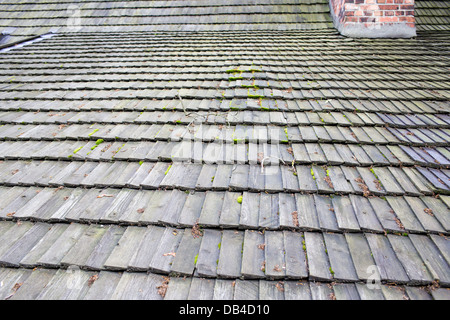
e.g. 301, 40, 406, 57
323, 233, 358, 282
36, 268, 94, 300
229, 164, 249, 190
60, 224, 109, 269
295, 194, 320, 230
420, 196, 450, 232
164, 277, 192, 300
178, 192, 206, 227
230, 279, 257, 300
78, 188, 120, 223
138, 190, 171, 224
213, 279, 235, 300
365, 233, 410, 284
345, 233, 377, 282
0, 222, 51, 267
83, 271, 122, 300
241, 230, 265, 279
0, 187, 40, 219
111, 272, 164, 300
259, 280, 285, 300
103, 226, 147, 271
217, 230, 244, 278
158, 189, 188, 226
430, 234, 450, 265
186, 277, 216, 300
309, 282, 334, 300
404, 286, 432, 300
196, 229, 222, 278
430, 288, 450, 300
385, 196, 425, 233
355, 283, 385, 300
19, 224, 69, 268
331, 196, 360, 232
149, 228, 183, 274
409, 234, 450, 286
264, 231, 285, 279
349, 195, 384, 233
8, 268, 55, 300
404, 196, 445, 234
387, 234, 433, 285
84, 225, 125, 271
170, 228, 202, 276
295, 165, 317, 192
283, 231, 308, 279
304, 232, 332, 281
140, 162, 170, 189
219, 191, 242, 228
198, 191, 224, 227
333, 283, 360, 300
380, 285, 408, 300
239, 192, 260, 229
368, 197, 404, 233
284, 280, 312, 300
314, 194, 339, 232
258, 193, 280, 230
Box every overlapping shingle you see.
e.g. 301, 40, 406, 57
0, 0, 448, 301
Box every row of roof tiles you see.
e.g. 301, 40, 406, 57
1, 98, 447, 114
2, 89, 449, 101
0, 134, 448, 169
1, 266, 449, 300
0, 221, 448, 286
1, 109, 449, 130
2, 80, 450, 94
0, 184, 448, 233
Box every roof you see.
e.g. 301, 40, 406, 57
0, 0, 449, 301
0, 0, 334, 45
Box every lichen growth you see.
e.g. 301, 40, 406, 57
73, 146, 83, 154
310, 168, 316, 180
88, 129, 99, 137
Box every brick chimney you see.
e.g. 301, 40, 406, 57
328, 0, 416, 38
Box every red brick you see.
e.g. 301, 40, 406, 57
400, 5, 414, 10
360, 17, 377, 22
377, 0, 386, 3
345, 3, 358, 10
364, 10, 374, 16
360, 4, 379, 10
395, 10, 405, 15
384, 11, 395, 16
345, 11, 355, 16
379, 4, 398, 9
405, 10, 414, 16
345, 16, 359, 22
399, 16, 415, 22
379, 16, 399, 22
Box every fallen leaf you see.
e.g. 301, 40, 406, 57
163, 252, 176, 257
87, 274, 99, 287
97, 194, 114, 198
